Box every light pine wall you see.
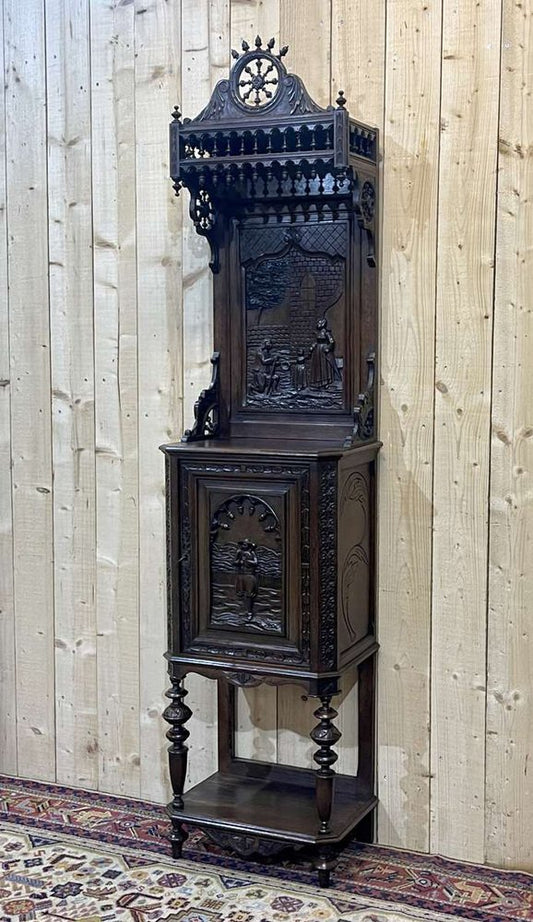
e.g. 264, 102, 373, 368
0, 0, 531, 871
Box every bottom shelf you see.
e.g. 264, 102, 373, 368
170, 760, 376, 847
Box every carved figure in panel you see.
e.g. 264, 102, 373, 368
209, 494, 283, 635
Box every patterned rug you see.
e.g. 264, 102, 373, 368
0, 776, 531, 922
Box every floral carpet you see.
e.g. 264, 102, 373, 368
0, 776, 531, 922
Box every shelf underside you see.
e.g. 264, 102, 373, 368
169, 760, 376, 846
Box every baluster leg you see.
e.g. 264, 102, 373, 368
163, 672, 192, 858
310, 695, 342, 834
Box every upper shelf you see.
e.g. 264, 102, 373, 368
170, 36, 378, 187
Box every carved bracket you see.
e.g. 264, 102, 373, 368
182, 352, 221, 442
345, 351, 376, 447
355, 179, 376, 268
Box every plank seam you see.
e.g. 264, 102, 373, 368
43, 0, 59, 786
2, 0, 18, 776
87, 0, 100, 792
133, 0, 142, 803
374, 0, 388, 845
428, 0, 446, 857
483, 0, 505, 866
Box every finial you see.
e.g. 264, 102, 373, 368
241, 39, 250, 51
267, 37, 275, 50
255, 35, 262, 48
278, 45, 289, 59
336, 90, 347, 108
172, 105, 182, 121
231, 48, 239, 59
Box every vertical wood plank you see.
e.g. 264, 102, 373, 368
47, 0, 98, 789
181, 0, 230, 788
431, 0, 501, 861
91, 0, 140, 796
229, 0, 280, 766
5, 0, 55, 780
276, 0, 332, 770
230, 0, 279, 48
485, 0, 533, 872
331, 0, 387, 832
280, 0, 331, 104
181, 0, 228, 426
376, 0, 441, 851
135, 0, 182, 803
235, 685, 278, 762
331, 0, 385, 123
0, 0, 16, 775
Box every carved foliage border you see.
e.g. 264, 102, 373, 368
178, 461, 311, 665
319, 461, 338, 669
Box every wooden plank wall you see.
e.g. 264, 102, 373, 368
0, 0, 531, 871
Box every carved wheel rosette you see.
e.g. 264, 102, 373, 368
235, 52, 282, 108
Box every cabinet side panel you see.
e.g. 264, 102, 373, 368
337, 457, 373, 666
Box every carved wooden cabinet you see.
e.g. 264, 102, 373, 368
162, 37, 379, 887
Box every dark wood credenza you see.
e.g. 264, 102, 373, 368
162, 37, 379, 887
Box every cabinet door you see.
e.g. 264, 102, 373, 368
177, 460, 311, 668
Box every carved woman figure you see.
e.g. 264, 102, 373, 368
234, 538, 259, 616
309, 318, 342, 388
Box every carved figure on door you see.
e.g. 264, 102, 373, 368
234, 538, 259, 615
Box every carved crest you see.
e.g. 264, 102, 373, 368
170, 37, 378, 273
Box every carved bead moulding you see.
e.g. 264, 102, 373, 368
170, 37, 377, 273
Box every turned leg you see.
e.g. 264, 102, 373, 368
315, 845, 338, 889
310, 695, 342, 834
163, 673, 192, 858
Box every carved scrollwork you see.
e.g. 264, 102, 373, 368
341, 544, 369, 643
359, 180, 375, 226
345, 351, 376, 447
189, 187, 219, 272
222, 671, 262, 687
205, 828, 299, 858
182, 353, 221, 443
319, 462, 337, 670
356, 179, 376, 267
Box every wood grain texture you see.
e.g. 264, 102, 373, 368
0, 0, 16, 775
47, 0, 98, 789
485, 0, 533, 871
375, 0, 441, 851
331, 0, 385, 124
280, 0, 331, 106
5, 0, 55, 780
230, 0, 280, 48
90, 0, 140, 796
181, 0, 230, 788
134, 0, 182, 805
431, 0, 501, 861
